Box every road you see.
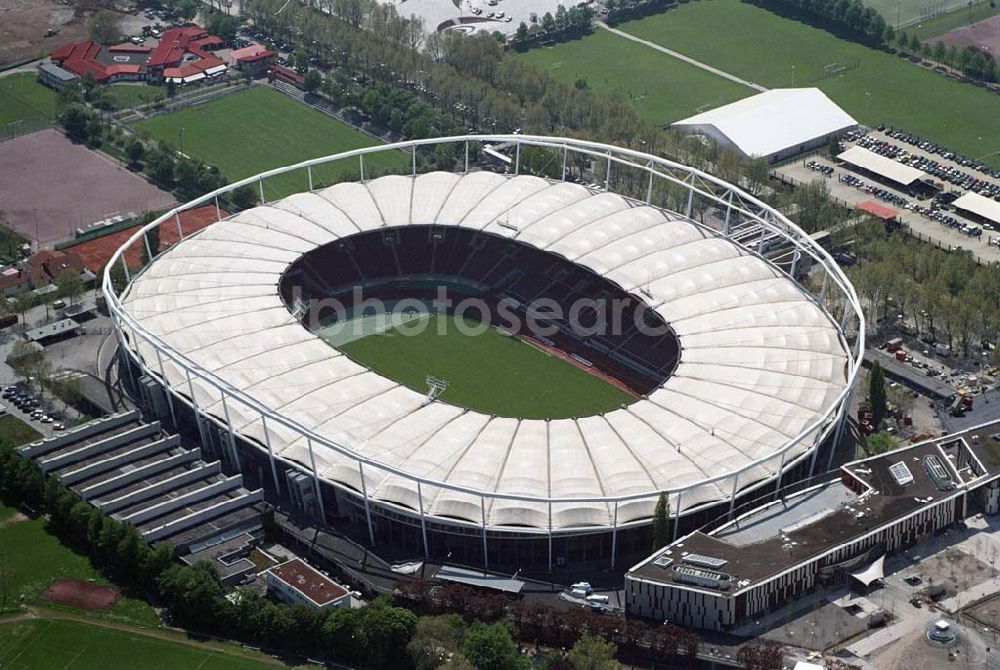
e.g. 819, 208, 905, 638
597, 23, 768, 93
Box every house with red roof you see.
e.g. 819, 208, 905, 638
50, 41, 145, 83
49, 25, 228, 86
147, 26, 227, 84
231, 44, 276, 78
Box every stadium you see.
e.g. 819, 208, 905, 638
105, 136, 864, 570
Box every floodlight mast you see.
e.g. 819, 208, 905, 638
425, 375, 449, 404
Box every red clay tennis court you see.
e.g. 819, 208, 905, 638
65, 205, 226, 272
40, 577, 120, 611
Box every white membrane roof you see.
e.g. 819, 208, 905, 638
674, 88, 857, 159
123, 172, 850, 531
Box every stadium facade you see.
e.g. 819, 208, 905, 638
106, 136, 864, 569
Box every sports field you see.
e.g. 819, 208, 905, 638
615, 0, 1000, 166
0, 501, 156, 625
0, 73, 56, 130
910, 0, 1000, 39
336, 314, 634, 418
0, 619, 316, 670
863, 0, 975, 28
133, 86, 408, 199
517, 29, 750, 124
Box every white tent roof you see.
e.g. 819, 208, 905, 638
673, 88, 857, 159
837, 146, 927, 186
850, 554, 885, 587
123, 173, 850, 531
953, 191, 1000, 225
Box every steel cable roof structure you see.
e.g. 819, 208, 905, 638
106, 136, 864, 566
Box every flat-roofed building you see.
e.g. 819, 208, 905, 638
265, 558, 350, 609
625, 421, 1000, 630
953, 192, 1000, 228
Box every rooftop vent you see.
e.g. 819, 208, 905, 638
889, 461, 913, 486
684, 553, 728, 569
924, 455, 955, 491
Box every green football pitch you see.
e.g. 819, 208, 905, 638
132, 86, 408, 199
613, 0, 1000, 166
0, 73, 56, 132
0, 619, 318, 670
335, 314, 635, 419
517, 29, 750, 125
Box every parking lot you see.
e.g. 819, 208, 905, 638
776, 127, 1000, 264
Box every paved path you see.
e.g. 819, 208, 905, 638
597, 23, 768, 93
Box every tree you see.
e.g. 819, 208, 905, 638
514, 22, 529, 46
124, 136, 144, 167
651, 491, 671, 551
8, 340, 43, 381
355, 598, 418, 668
205, 13, 240, 42
568, 634, 617, 670
230, 185, 258, 210
869, 360, 888, 428
461, 621, 526, 670
408, 614, 467, 670
55, 271, 84, 306
304, 69, 322, 94
141, 225, 161, 266
864, 430, 897, 456
59, 103, 93, 142
177, 0, 199, 22
157, 562, 225, 629
88, 9, 122, 45
294, 49, 310, 75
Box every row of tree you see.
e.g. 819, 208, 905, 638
896, 30, 999, 84
511, 5, 595, 48
749, 0, 893, 46
845, 220, 1000, 360
393, 580, 725, 669
603, 0, 677, 27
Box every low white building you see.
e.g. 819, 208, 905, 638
672, 88, 858, 163
265, 558, 351, 609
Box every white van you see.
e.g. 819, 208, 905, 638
934, 343, 951, 357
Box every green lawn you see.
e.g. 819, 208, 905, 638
0, 73, 56, 130
106, 84, 166, 110
0, 416, 41, 447
132, 86, 408, 199
337, 314, 634, 419
517, 29, 751, 124
0, 619, 317, 670
615, 0, 1000, 166
909, 0, 1000, 39
0, 501, 157, 626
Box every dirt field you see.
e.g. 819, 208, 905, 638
40, 577, 120, 611
934, 14, 1000, 55
0, 0, 92, 67
0, 129, 175, 247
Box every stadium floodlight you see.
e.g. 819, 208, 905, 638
104, 135, 864, 569
424, 375, 450, 404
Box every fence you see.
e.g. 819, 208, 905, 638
0, 116, 51, 143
